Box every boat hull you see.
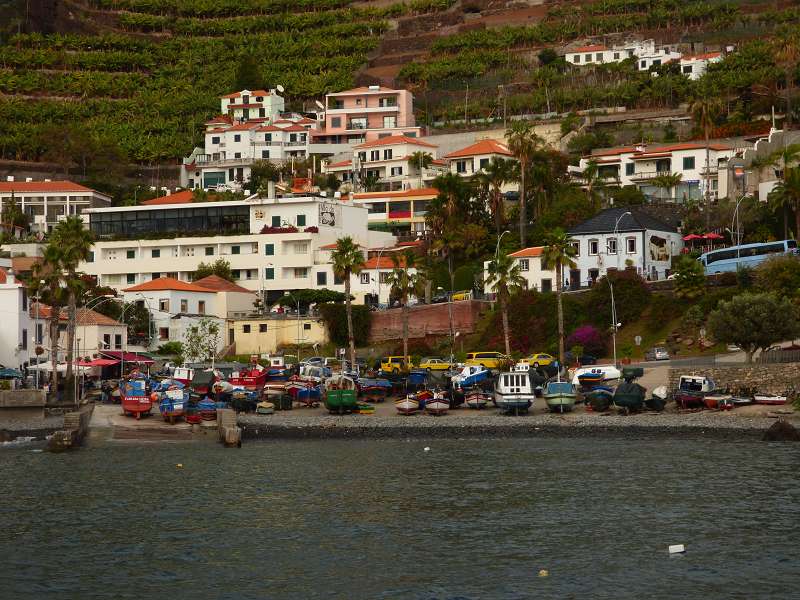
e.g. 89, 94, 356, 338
122, 397, 152, 419
754, 395, 787, 406
425, 399, 449, 415
395, 398, 419, 415
544, 394, 576, 413
496, 394, 533, 414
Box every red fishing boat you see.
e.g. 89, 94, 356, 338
229, 365, 269, 389
120, 377, 153, 419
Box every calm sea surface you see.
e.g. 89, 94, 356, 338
1, 436, 798, 599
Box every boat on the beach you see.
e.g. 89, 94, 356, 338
674, 375, 715, 409
324, 375, 358, 414
358, 377, 392, 402
425, 391, 449, 415
451, 365, 490, 389
286, 381, 321, 407
395, 394, 420, 415
571, 365, 621, 387
612, 367, 646, 412
754, 394, 788, 406
494, 371, 534, 415
585, 385, 614, 412
120, 376, 153, 419
704, 393, 733, 410
256, 401, 275, 415
158, 388, 187, 423
464, 387, 490, 409
197, 396, 218, 421
229, 365, 268, 389
544, 381, 577, 413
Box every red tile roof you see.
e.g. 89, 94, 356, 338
681, 52, 722, 61
141, 190, 196, 205
123, 277, 211, 293
222, 90, 271, 99
279, 124, 308, 132
193, 275, 254, 294
355, 135, 436, 150
257, 125, 283, 132
228, 103, 266, 109
573, 45, 608, 53
333, 86, 398, 94
589, 142, 731, 159
364, 256, 407, 269
30, 303, 122, 326
228, 122, 260, 131
353, 187, 438, 200
509, 246, 544, 258
206, 115, 232, 125
445, 139, 512, 159
326, 159, 352, 168
0, 181, 97, 193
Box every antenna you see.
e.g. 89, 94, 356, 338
276, 84, 285, 93
315, 100, 325, 110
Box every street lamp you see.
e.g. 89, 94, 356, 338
495, 229, 511, 259
731, 194, 747, 259
375, 246, 387, 308
284, 291, 301, 363
609, 211, 631, 367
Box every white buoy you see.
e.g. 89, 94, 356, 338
424, 447, 430, 452
668, 544, 685, 554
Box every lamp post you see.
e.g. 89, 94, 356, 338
495, 229, 511, 259
610, 211, 632, 367
284, 291, 301, 363
375, 246, 386, 308
732, 194, 747, 259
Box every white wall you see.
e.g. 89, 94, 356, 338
0, 282, 31, 369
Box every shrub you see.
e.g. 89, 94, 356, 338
587, 270, 651, 329
566, 325, 607, 356
318, 303, 371, 347
754, 254, 800, 299
156, 341, 183, 356
673, 255, 706, 299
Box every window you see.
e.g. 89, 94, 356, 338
180, 299, 188, 313
271, 216, 281, 227
383, 116, 396, 128
626, 237, 637, 253
682, 156, 695, 170
613, 52, 620, 60
126, 274, 135, 284
518, 259, 530, 272
625, 163, 635, 176
456, 160, 467, 174
297, 214, 306, 227
264, 243, 274, 256
383, 149, 393, 160
103, 334, 111, 348
159, 327, 169, 341
261, 150, 270, 159
205, 247, 214, 256
640, 60, 646, 69
596, 53, 603, 62
126, 250, 135, 259
331, 117, 341, 128
294, 267, 308, 279
541, 279, 552, 293
152, 272, 161, 280
265, 268, 274, 280
151, 249, 160, 258
682, 65, 693, 74
198, 300, 205, 315
653, 59, 661, 67
589, 240, 599, 255
289, 134, 297, 143
21, 329, 27, 351
379, 272, 389, 284
243, 325, 251, 333
607, 238, 617, 255
586, 54, 592, 62
21, 288, 27, 312
36, 323, 43, 344
574, 54, 581, 63
317, 272, 327, 286
360, 272, 370, 284
234, 152, 241, 159
370, 150, 380, 161
390, 166, 403, 177
232, 245, 240, 255
114, 334, 122, 350
159, 299, 169, 312
358, 152, 366, 162
334, 273, 343, 285
479, 158, 489, 170
212, 136, 220, 144
294, 241, 309, 254
264, 133, 272, 142
234, 134, 241, 142
304, 323, 311, 331
232, 270, 240, 279
87, 251, 94, 263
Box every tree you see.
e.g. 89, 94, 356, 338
507, 120, 542, 246
276, 288, 347, 310
754, 254, 800, 298
708, 293, 800, 363
609, 185, 645, 207
689, 92, 722, 229
651, 172, 683, 203
409, 151, 433, 188
1, 195, 29, 231
330, 236, 365, 368
538, 48, 558, 66
768, 168, 800, 239
484, 251, 525, 356
475, 157, 514, 235
183, 318, 221, 365
249, 160, 281, 193
384, 249, 420, 369
234, 53, 262, 92
566, 325, 608, 357
31, 245, 67, 401
361, 173, 381, 192
193, 258, 233, 282
49, 216, 93, 400
542, 228, 577, 366
579, 160, 608, 210
673, 255, 706, 299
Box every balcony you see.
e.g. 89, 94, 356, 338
195, 156, 256, 167
629, 170, 673, 182
327, 106, 399, 115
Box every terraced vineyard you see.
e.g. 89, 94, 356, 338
0, 0, 455, 164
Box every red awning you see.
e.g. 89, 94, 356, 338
99, 351, 155, 365
76, 358, 119, 367
704, 232, 724, 240
682, 234, 703, 241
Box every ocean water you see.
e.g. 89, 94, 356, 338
1, 436, 798, 599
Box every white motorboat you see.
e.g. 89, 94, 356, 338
571, 365, 621, 387
494, 371, 534, 415
425, 392, 449, 415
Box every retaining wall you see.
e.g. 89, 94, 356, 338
668, 363, 800, 395
369, 300, 489, 343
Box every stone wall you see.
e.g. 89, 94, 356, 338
369, 300, 489, 343
668, 363, 800, 395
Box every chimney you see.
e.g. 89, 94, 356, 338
6, 176, 13, 182
6, 268, 14, 286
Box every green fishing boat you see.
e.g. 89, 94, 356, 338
544, 381, 577, 413
324, 375, 359, 415
613, 367, 646, 412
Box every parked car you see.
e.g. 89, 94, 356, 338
564, 352, 597, 366
645, 347, 670, 361
465, 351, 510, 369
380, 355, 413, 373
431, 293, 449, 304
526, 353, 556, 368
418, 357, 453, 371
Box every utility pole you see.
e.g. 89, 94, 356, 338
464, 83, 469, 124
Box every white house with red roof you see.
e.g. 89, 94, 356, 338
679, 51, 723, 80
444, 139, 514, 177
573, 141, 737, 202
0, 179, 111, 233
565, 39, 681, 71
0, 268, 33, 371
482, 246, 557, 297
350, 188, 438, 235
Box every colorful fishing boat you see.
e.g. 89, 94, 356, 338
571, 365, 621, 387
754, 394, 788, 406
229, 365, 268, 389
704, 393, 733, 410
465, 387, 490, 409
544, 381, 577, 413
256, 401, 275, 415
425, 391, 449, 415
324, 375, 358, 414
494, 371, 534, 415
585, 385, 614, 412
451, 365, 490, 389
613, 367, 646, 412
197, 396, 218, 421
395, 394, 420, 415
120, 377, 153, 420
358, 377, 392, 402
158, 388, 187, 423
286, 381, 321, 407
674, 375, 715, 409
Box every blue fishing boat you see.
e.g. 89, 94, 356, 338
451, 365, 490, 389
585, 385, 614, 412
158, 388, 187, 424
197, 396, 217, 421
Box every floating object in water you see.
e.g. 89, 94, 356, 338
424, 447, 430, 452
176, 463, 183, 468
538, 569, 549, 577
668, 544, 685, 554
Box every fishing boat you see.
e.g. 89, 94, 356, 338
754, 393, 788, 406
197, 397, 218, 421
585, 385, 614, 412
120, 377, 153, 420
324, 374, 358, 414
494, 371, 534, 415
674, 375, 715, 409
286, 381, 321, 407
230, 388, 260, 413
704, 392, 734, 410
395, 394, 420, 415
571, 365, 621, 387
228, 365, 268, 389
425, 391, 449, 415
158, 388, 187, 424
465, 387, 490, 409
172, 366, 194, 386
256, 401, 275, 415
544, 381, 577, 413
358, 377, 392, 402
189, 369, 219, 396
451, 365, 490, 389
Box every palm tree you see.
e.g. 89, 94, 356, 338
542, 229, 578, 367
50, 216, 93, 393
580, 159, 608, 210
330, 236, 365, 369
507, 121, 543, 246
409, 151, 433, 188
475, 157, 513, 235
768, 168, 800, 239
384, 249, 419, 369
484, 251, 525, 356
651, 172, 683, 203
775, 34, 799, 131
690, 93, 722, 228
32, 245, 68, 403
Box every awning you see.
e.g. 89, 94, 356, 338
703, 232, 724, 240
0, 368, 23, 378
76, 358, 119, 367
682, 234, 703, 241
99, 351, 155, 365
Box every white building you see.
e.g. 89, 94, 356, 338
444, 139, 514, 177
0, 179, 111, 233
0, 269, 32, 371
573, 142, 736, 202
482, 246, 558, 296
81, 194, 398, 306
565, 40, 681, 71
350, 187, 437, 235
567, 208, 683, 286
679, 51, 723, 80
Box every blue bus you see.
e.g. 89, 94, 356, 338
699, 240, 798, 274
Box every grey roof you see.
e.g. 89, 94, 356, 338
568, 208, 677, 235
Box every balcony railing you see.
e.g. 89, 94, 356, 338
629, 170, 673, 181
